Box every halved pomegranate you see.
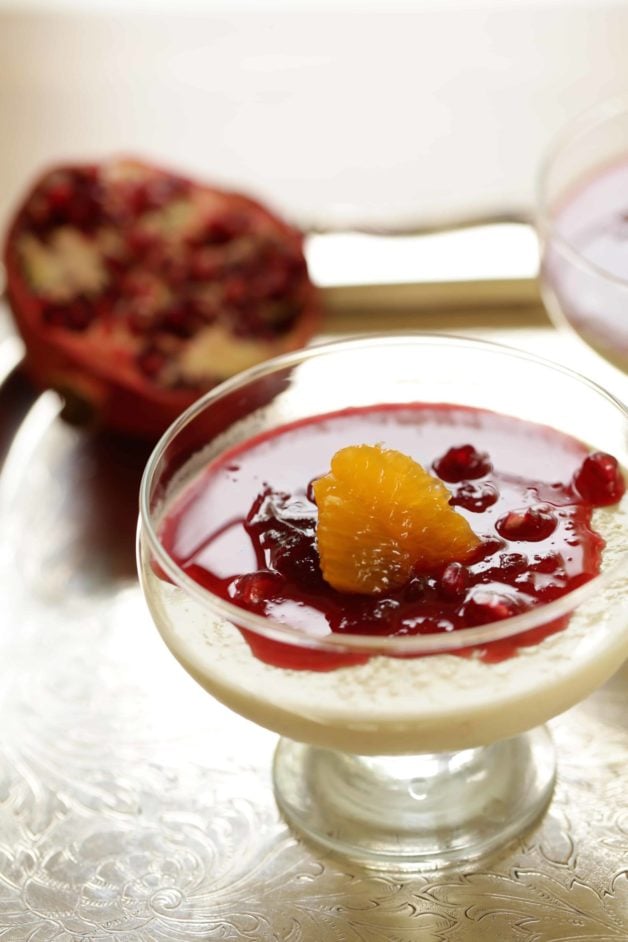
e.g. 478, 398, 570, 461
3, 158, 321, 438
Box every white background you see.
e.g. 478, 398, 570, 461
1, 1, 628, 231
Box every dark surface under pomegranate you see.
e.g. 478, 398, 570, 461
3, 158, 321, 438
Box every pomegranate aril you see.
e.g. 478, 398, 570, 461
41, 301, 68, 328
191, 296, 219, 325
338, 598, 401, 634
573, 452, 626, 506
26, 169, 100, 233
498, 552, 528, 575
204, 212, 250, 244
433, 444, 492, 482
531, 552, 563, 574
230, 570, 285, 609
450, 480, 499, 512
41, 295, 95, 332
531, 577, 568, 603
247, 488, 315, 532
127, 226, 160, 258
66, 195, 97, 230
136, 347, 167, 379
269, 530, 322, 586
66, 297, 96, 331
251, 252, 297, 299
23, 194, 52, 231
286, 250, 307, 279
64, 173, 104, 231
46, 176, 74, 210
463, 589, 525, 625
159, 253, 190, 288
478, 552, 529, 586
190, 247, 224, 281
439, 562, 469, 599
496, 506, 557, 542
103, 252, 129, 278
370, 598, 401, 622
223, 276, 248, 306
125, 305, 156, 336
158, 302, 199, 338
118, 182, 151, 217
120, 270, 149, 299
466, 536, 505, 564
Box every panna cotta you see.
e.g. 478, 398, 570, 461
140, 401, 628, 755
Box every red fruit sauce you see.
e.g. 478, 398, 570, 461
159, 403, 625, 670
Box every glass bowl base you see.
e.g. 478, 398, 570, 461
273, 728, 556, 872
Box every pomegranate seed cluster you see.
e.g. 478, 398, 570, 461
10, 161, 313, 391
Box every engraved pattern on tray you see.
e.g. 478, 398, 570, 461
0, 320, 627, 941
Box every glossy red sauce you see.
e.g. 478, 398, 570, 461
159, 403, 624, 670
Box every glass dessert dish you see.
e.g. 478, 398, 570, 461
538, 98, 628, 377
137, 335, 628, 872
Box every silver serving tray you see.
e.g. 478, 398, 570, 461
0, 305, 627, 941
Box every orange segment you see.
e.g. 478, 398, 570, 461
313, 444, 481, 594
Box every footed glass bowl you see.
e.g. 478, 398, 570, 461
137, 335, 628, 871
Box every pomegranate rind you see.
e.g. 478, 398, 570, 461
3, 158, 321, 439
314, 444, 481, 594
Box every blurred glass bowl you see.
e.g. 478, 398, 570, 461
538, 98, 628, 376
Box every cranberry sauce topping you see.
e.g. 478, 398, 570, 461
160, 403, 623, 668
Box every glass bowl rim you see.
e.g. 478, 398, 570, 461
537, 95, 628, 289
138, 332, 628, 656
